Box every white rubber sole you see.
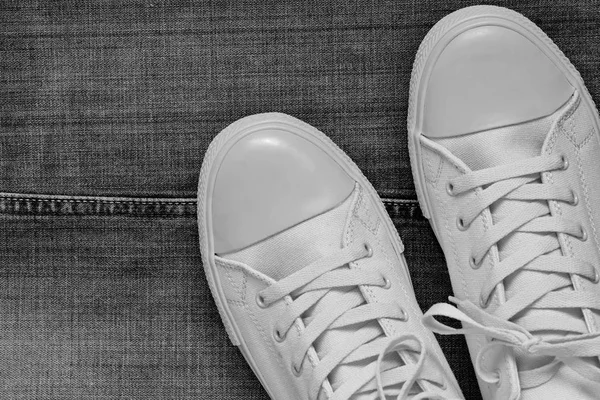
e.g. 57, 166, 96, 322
407, 5, 600, 223
197, 112, 413, 399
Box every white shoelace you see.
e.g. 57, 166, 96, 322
423, 154, 600, 388
256, 242, 453, 399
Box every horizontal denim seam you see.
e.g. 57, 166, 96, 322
0, 193, 424, 220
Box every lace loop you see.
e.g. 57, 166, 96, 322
423, 299, 600, 388
375, 335, 454, 400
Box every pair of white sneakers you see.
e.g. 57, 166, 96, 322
197, 6, 600, 400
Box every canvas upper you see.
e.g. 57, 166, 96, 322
408, 6, 600, 400
198, 113, 463, 399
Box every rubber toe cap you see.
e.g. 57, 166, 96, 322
212, 127, 354, 254
423, 25, 574, 138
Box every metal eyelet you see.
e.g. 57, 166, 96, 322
561, 155, 569, 170
273, 328, 286, 343
456, 216, 468, 231
399, 307, 409, 322
381, 275, 391, 290
440, 380, 448, 391
446, 181, 455, 196
592, 269, 600, 284
494, 369, 503, 387
579, 226, 589, 242
364, 242, 373, 258
469, 255, 480, 270
397, 305, 408, 322
569, 190, 579, 206
256, 293, 268, 308
291, 362, 302, 377
480, 292, 491, 308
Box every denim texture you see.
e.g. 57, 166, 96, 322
1, 0, 599, 399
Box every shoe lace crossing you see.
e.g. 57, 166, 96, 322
257, 242, 455, 399
424, 154, 600, 388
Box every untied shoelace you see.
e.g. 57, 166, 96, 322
256, 242, 456, 399
423, 154, 600, 388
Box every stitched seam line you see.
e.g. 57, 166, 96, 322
0, 195, 198, 218
0, 193, 424, 219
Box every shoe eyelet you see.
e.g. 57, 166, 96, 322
381, 275, 391, 290
469, 255, 480, 270
569, 190, 579, 206
397, 306, 408, 322
256, 293, 268, 308
456, 216, 468, 231
480, 292, 491, 308
400, 308, 409, 322
291, 362, 302, 377
364, 242, 373, 258
560, 155, 569, 170
494, 369, 503, 387
592, 269, 600, 284
446, 181, 455, 196
273, 328, 286, 343
579, 226, 588, 242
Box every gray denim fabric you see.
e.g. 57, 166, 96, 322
1, 1, 599, 399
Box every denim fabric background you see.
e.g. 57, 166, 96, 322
1, 1, 599, 399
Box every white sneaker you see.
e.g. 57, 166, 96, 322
198, 113, 463, 399
408, 5, 600, 400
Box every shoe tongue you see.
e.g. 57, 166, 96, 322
224, 187, 354, 280
433, 114, 553, 171
225, 187, 391, 397
432, 107, 588, 369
